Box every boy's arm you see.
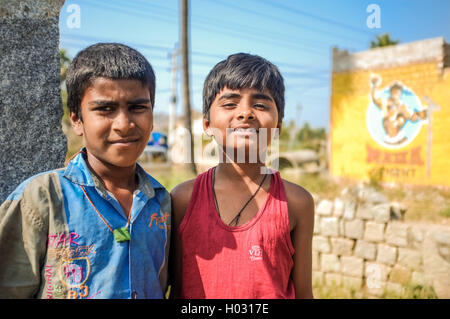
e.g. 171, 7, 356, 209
168, 179, 195, 299
284, 180, 315, 299
0, 190, 49, 298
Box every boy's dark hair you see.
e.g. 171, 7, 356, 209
203, 53, 285, 123
66, 43, 156, 119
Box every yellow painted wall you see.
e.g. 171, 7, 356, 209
330, 62, 450, 186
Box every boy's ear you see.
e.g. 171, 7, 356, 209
203, 117, 212, 136
69, 111, 84, 136
276, 122, 282, 137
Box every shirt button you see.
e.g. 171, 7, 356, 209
132, 291, 138, 299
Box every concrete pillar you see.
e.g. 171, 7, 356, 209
0, 0, 67, 202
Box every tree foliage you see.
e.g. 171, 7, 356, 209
370, 33, 399, 48
297, 122, 326, 142
278, 121, 327, 153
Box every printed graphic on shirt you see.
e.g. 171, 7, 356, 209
67, 285, 92, 299
48, 244, 96, 260
46, 232, 97, 299
149, 211, 171, 230
249, 245, 263, 261
47, 231, 96, 258
48, 232, 80, 248
59, 256, 91, 287
44, 265, 54, 299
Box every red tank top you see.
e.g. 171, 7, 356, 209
179, 168, 295, 299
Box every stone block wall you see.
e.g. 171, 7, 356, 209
311, 187, 450, 298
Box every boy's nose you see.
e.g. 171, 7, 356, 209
237, 109, 255, 121
112, 110, 135, 133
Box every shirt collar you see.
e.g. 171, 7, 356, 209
63, 149, 164, 199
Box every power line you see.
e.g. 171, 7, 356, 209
109, 0, 346, 49
61, 33, 173, 54
73, 1, 366, 72
211, 0, 369, 43
61, 35, 329, 84
87, 0, 177, 25
258, 0, 372, 36
61, 33, 328, 76
190, 7, 333, 49
86, 1, 329, 56
191, 19, 324, 56
60, 4, 333, 79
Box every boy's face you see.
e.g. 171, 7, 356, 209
203, 87, 280, 161
70, 77, 153, 168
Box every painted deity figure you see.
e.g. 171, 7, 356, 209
370, 74, 427, 145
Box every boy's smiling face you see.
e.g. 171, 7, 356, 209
70, 77, 153, 168
204, 87, 281, 161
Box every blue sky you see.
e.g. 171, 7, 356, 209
59, 0, 450, 130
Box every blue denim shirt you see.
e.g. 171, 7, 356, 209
0, 152, 171, 299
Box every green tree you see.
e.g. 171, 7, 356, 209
296, 122, 327, 152
370, 33, 399, 48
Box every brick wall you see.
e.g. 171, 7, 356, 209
311, 188, 450, 298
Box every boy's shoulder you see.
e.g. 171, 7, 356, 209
281, 178, 315, 229
170, 177, 196, 195
170, 178, 196, 204
170, 178, 196, 223
6, 168, 65, 202
281, 178, 314, 206
2, 168, 66, 231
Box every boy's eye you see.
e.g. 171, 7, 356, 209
254, 103, 267, 109
94, 106, 114, 112
130, 104, 149, 111
222, 103, 236, 108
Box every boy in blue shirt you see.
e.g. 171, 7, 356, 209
0, 43, 171, 299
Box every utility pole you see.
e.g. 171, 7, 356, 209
168, 45, 178, 156
288, 103, 302, 150
180, 0, 197, 174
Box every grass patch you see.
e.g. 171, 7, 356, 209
280, 171, 349, 199
382, 183, 450, 224
438, 206, 450, 218
146, 165, 196, 192
382, 284, 437, 299
313, 282, 437, 299
313, 283, 362, 299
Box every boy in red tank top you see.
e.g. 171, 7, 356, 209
170, 53, 314, 299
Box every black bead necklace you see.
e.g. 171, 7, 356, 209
212, 167, 268, 227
